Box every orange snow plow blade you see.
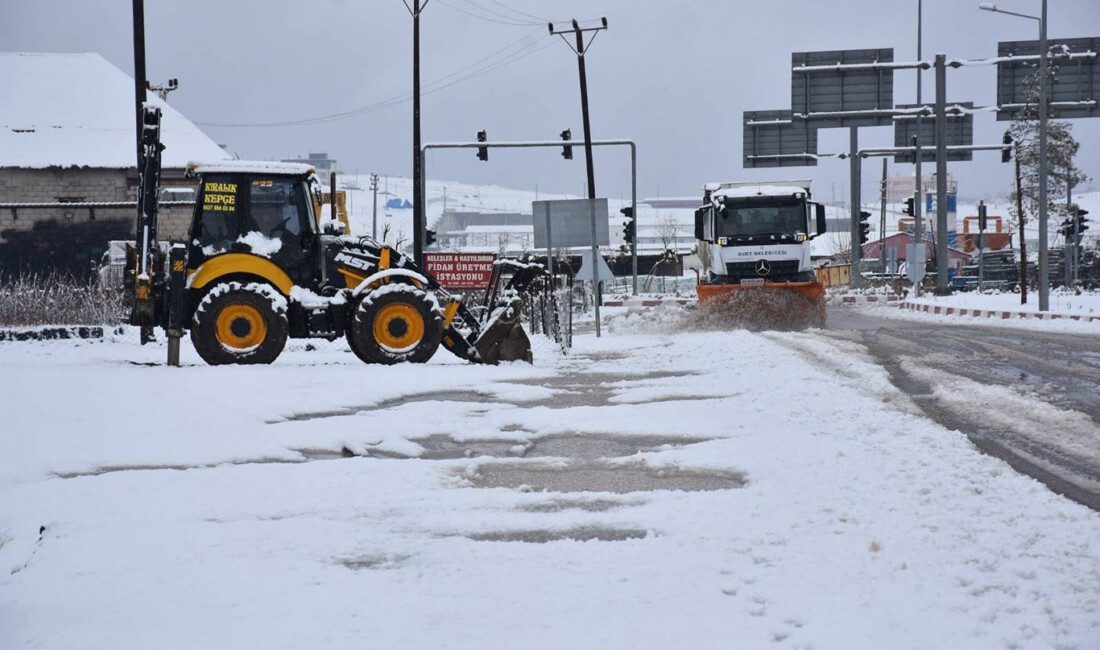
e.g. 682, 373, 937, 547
696, 280, 826, 330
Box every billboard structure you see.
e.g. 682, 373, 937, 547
996, 37, 1100, 120
893, 103, 975, 163
742, 110, 819, 168
531, 198, 610, 249
791, 48, 896, 128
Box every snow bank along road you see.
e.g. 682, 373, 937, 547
827, 306, 1100, 511
1, 324, 1099, 649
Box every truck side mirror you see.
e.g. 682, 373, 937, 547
811, 203, 827, 238
694, 207, 709, 241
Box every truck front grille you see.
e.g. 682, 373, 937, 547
725, 260, 800, 280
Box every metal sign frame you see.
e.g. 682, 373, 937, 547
893, 103, 974, 163
742, 110, 819, 168
996, 37, 1100, 120
791, 48, 896, 128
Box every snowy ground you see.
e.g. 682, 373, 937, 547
2, 322, 1099, 649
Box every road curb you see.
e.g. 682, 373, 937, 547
898, 301, 1100, 323
834, 295, 901, 304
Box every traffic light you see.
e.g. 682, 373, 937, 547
560, 129, 573, 160
858, 211, 871, 245
476, 130, 488, 161
903, 197, 915, 216
977, 201, 988, 231
1076, 208, 1090, 234
1001, 131, 1013, 163
424, 228, 437, 248
620, 206, 635, 245
1058, 218, 1074, 238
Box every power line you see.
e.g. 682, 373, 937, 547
459, 0, 546, 24
436, 0, 540, 26
484, 0, 549, 22
197, 28, 549, 128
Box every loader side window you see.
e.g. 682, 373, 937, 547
247, 178, 302, 238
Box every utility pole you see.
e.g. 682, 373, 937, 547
550, 17, 608, 336
404, 0, 430, 267
369, 173, 379, 240
550, 18, 607, 202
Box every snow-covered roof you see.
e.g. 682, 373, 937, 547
711, 185, 808, 201
0, 52, 230, 169
189, 161, 315, 176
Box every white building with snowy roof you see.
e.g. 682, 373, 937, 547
0, 52, 230, 277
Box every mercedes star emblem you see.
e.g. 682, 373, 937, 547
755, 259, 771, 276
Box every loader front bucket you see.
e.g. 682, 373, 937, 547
438, 298, 534, 364
696, 280, 826, 330
472, 299, 533, 364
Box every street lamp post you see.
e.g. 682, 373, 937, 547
979, 1, 1049, 311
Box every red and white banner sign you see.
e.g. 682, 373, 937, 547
424, 253, 496, 290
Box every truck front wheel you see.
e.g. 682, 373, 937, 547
191, 282, 288, 365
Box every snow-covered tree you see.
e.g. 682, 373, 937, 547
1008, 51, 1091, 302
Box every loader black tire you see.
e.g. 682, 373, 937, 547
349, 286, 442, 365
190, 282, 288, 366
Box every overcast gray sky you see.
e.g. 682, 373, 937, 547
3, 0, 1099, 204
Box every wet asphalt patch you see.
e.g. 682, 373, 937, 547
465, 526, 649, 543
463, 459, 746, 494
327, 432, 713, 461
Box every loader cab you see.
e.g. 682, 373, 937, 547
188, 166, 321, 287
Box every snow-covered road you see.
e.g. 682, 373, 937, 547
1, 324, 1098, 649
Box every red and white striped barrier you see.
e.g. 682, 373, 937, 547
898, 301, 1100, 323
838, 295, 901, 304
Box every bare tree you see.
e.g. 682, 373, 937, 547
655, 213, 681, 253
496, 232, 513, 257
825, 230, 852, 264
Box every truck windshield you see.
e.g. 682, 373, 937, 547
717, 202, 804, 238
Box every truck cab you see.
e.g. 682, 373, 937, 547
694, 181, 827, 286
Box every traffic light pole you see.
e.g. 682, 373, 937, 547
850, 127, 862, 289
1038, 0, 1050, 311
978, 200, 987, 290
630, 143, 637, 295
934, 53, 950, 295
913, 0, 924, 298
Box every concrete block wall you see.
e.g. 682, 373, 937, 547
0, 167, 195, 244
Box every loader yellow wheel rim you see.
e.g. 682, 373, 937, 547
373, 303, 424, 353
216, 304, 267, 351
